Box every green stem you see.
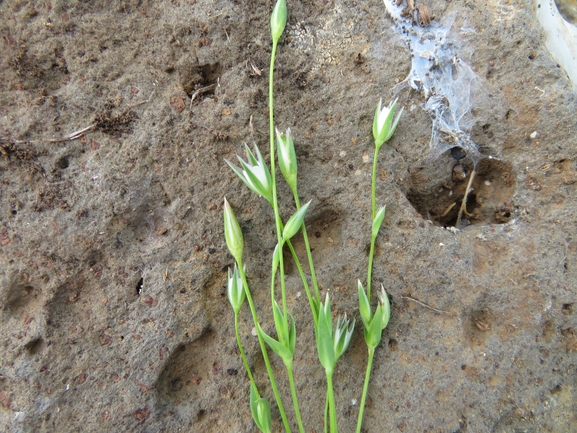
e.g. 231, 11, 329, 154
292, 190, 321, 305
273, 218, 317, 322
324, 387, 329, 433
371, 145, 379, 221
326, 371, 337, 433
367, 146, 380, 298
238, 259, 292, 433
234, 311, 258, 392
356, 346, 375, 433
286, 239, 318, 323
366, 233, 377, 300
286, 362, 306, 433
269, 39, 289, 334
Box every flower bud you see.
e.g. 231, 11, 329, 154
357, 280, 371, 329
377, 285, 391, 330
223, 198, 244, 264
270, 0, 287, 43
227, 264, 245, 314
276, 127, 298, 193
250, 385, 272, 433
282, 201, 311, 242
373, 98, 403, 150
334, 314, 355, 360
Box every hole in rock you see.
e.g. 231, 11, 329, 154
135, 278, 143, 295
25, 338, 47, 355
407, 152, 516, 227
182, 62, 222, 98
57, 156, 70, 169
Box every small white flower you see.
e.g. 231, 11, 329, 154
373, 98, 404, 149
226, 144, 273, 204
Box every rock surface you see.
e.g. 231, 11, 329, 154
1, 0, 576, 432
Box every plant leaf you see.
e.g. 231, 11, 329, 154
258, 324, 293, 363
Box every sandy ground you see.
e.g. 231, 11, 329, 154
1, 0, 576, 432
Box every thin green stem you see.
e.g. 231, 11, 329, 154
238, 259, 292, 433
270, 257, 277, 314
371, 145, 379, 221
367, 145, 380, 299
366, 233, 376, 300
234, 311, 257, 392
286, 239, 318, 323
274, 219, 317, 323
355, 346, 375, 433
326, 371, 337, 433
324, 388, 329, 433
269, 39, 289, 334
286, 363, 306, 433
292, 190, 321, 305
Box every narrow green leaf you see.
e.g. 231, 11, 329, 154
288, 313, 297, 355
372, 206, 386, 238
258, 324, 293, 363
271, 243, 281, 277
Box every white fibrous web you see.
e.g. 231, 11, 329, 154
383, 0, 482, 162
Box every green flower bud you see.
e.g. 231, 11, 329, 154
282, 200, 311, 242
372, 205, 386, 238
270, 0, 287, 43
333, 313, 355, 360
377, 285, 391, 330
250, 384, 272, 433
373, 98, 403, 150
316, 293, 335, 373
357, 280, 371, 329
276, 127, 298, 193
223, 198, 244, 264
227, 264, 245, 314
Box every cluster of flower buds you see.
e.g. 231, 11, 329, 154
316, 294, 355, 375
358, 281, 391, 349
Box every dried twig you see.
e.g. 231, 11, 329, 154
48, 123, 97, 142
400, 296, 455, 316
189, 84, 217, 110
128, 82, 157, 108
455, 169, 476, 226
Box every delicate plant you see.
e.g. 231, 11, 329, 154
222, 1, 402, 432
